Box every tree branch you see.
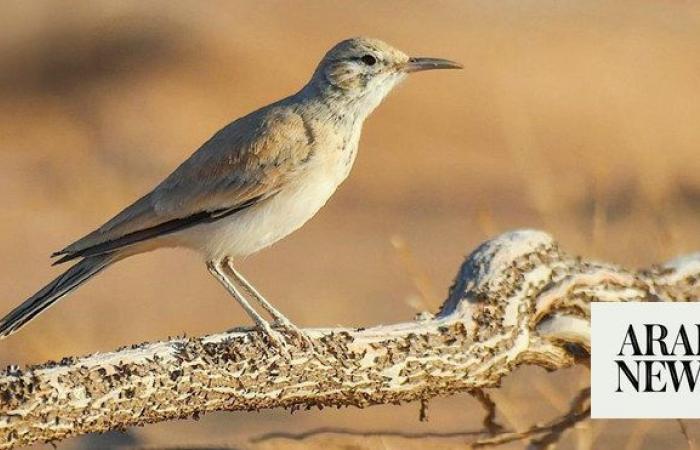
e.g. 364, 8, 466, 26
471, 387, 591, 448
1, 229, 699, 449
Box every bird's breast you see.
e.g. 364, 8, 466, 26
178, 118, 363, 260
315, 118, 362, 183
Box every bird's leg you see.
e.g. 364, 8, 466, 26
224, 260, 313, 350
206, 259, 288, 352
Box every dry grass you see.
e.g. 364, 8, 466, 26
1, 1, 700, 448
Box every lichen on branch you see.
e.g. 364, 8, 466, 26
1, 229, 698, 449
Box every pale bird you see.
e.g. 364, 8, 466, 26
0, 37, 461, 349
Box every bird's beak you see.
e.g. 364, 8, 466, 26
405, 57, 463, 73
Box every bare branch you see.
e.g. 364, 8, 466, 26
472, 387, 590, 448
470, 388, 506, 435
250, 426, 488, 444
1, 229, 698, 449
678, 419, 696, 450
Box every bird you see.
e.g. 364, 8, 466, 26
0, 37, 461, 350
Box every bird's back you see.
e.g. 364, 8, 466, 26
53, 98, 326, 262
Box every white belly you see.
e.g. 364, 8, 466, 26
173, 169, 344, 260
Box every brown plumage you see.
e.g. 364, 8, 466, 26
54, 107, 313, 262
1, 37, 461, 348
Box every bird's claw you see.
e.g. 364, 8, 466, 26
271, 319, 316, 352
257, 326, 293, 356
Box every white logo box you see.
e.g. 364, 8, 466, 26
592, 302, 700, 418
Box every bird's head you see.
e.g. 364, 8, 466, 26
306, 37, 462, 116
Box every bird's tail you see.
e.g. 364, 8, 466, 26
0, 254, 116, 339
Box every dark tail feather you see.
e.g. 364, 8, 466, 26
0, 254, 115, 339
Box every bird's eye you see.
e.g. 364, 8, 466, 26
360, 54, 377, 66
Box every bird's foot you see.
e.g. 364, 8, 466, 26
230, 317, 314, 354
258, 326, 294, 356
225, 324, 290, 354
271, 318, 315, 352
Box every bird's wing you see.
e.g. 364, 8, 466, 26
53, 107, 313, 263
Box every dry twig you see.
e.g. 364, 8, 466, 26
472, 387, 590, 448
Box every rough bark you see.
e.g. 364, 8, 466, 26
1, 229, 698, 449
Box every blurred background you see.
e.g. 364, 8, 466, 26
1, 0, 700, 448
